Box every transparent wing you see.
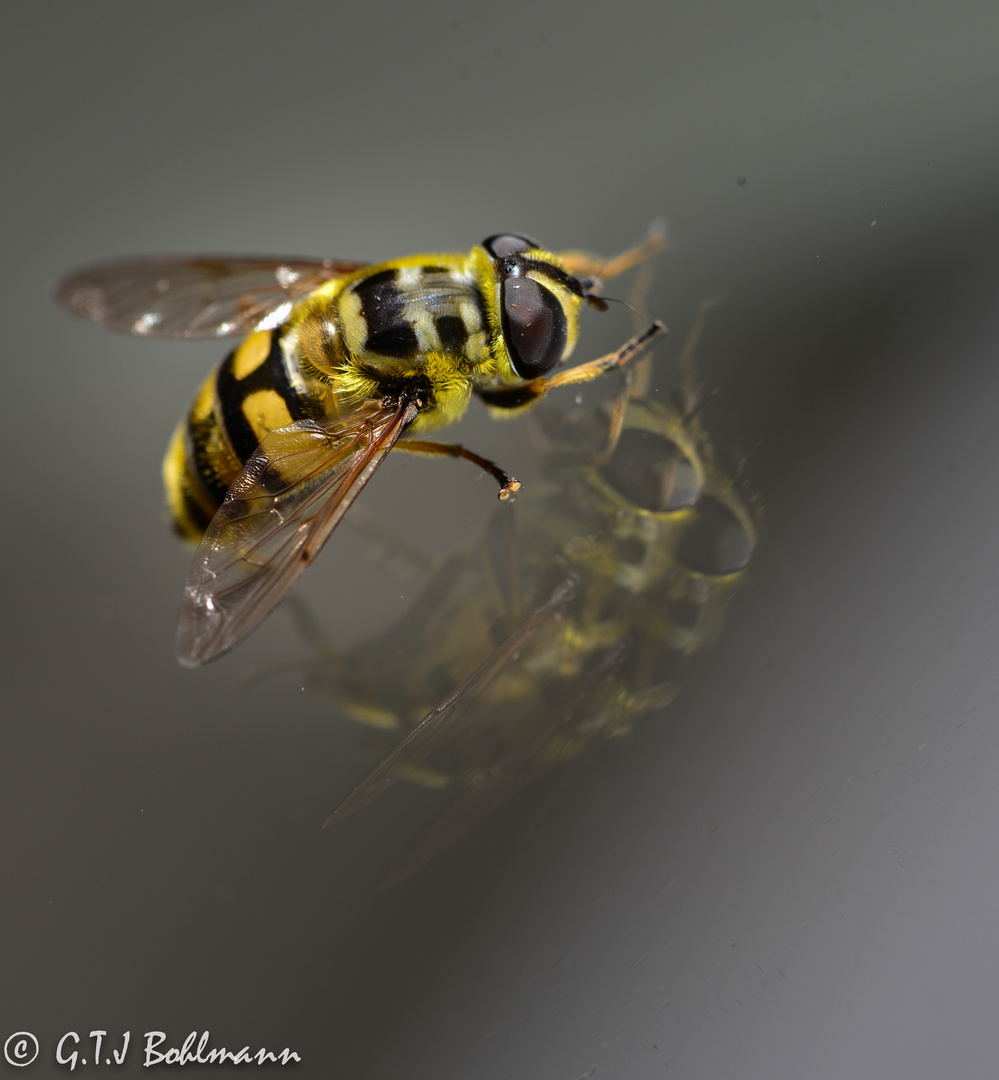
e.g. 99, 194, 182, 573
325, 578, 577, 826
177, 397, 420, 667
383, 645, 626, 886
54, 256, 368, 339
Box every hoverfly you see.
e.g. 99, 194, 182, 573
55, 232, 665, 666
288, 307, 758, 876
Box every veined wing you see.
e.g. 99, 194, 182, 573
177, 396, 420, 667
325, 578, 576, 826
54, 256, 368, 339
383, 644, 627, 885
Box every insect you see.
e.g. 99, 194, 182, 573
55, 232, 665, 666
288, 307, 758, 876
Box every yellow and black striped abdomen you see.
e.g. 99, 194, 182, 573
163, 328, 329, 540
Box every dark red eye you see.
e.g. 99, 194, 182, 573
483, 233, 538, 258
501, 277, 567, 379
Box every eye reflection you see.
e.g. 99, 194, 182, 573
599, 429, 702, 512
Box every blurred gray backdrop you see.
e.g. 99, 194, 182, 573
3, 1, 999, 1077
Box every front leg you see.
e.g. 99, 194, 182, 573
477, 321, 666, 413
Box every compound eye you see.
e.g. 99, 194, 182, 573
598, 429, 702, 512
501, 276, 568, 379
483, 233, 538, 259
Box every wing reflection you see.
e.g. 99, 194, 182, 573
293, 319, 760, 878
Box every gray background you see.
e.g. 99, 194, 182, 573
3, 1, 999, 1076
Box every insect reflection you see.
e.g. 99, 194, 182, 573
284, 306, 758, 876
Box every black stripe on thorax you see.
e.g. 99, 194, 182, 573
434, 314, 468, 352
353, 267, 419, 358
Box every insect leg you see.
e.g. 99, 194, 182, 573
397, 439, 522, 501
596, 300, 723, 466
591, 244, 663, 464
588, 370, 634, 467
673, 297, 721, 422
538, 319, 666, 392
555, 222, 667, 281
476, 321, 665, 414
